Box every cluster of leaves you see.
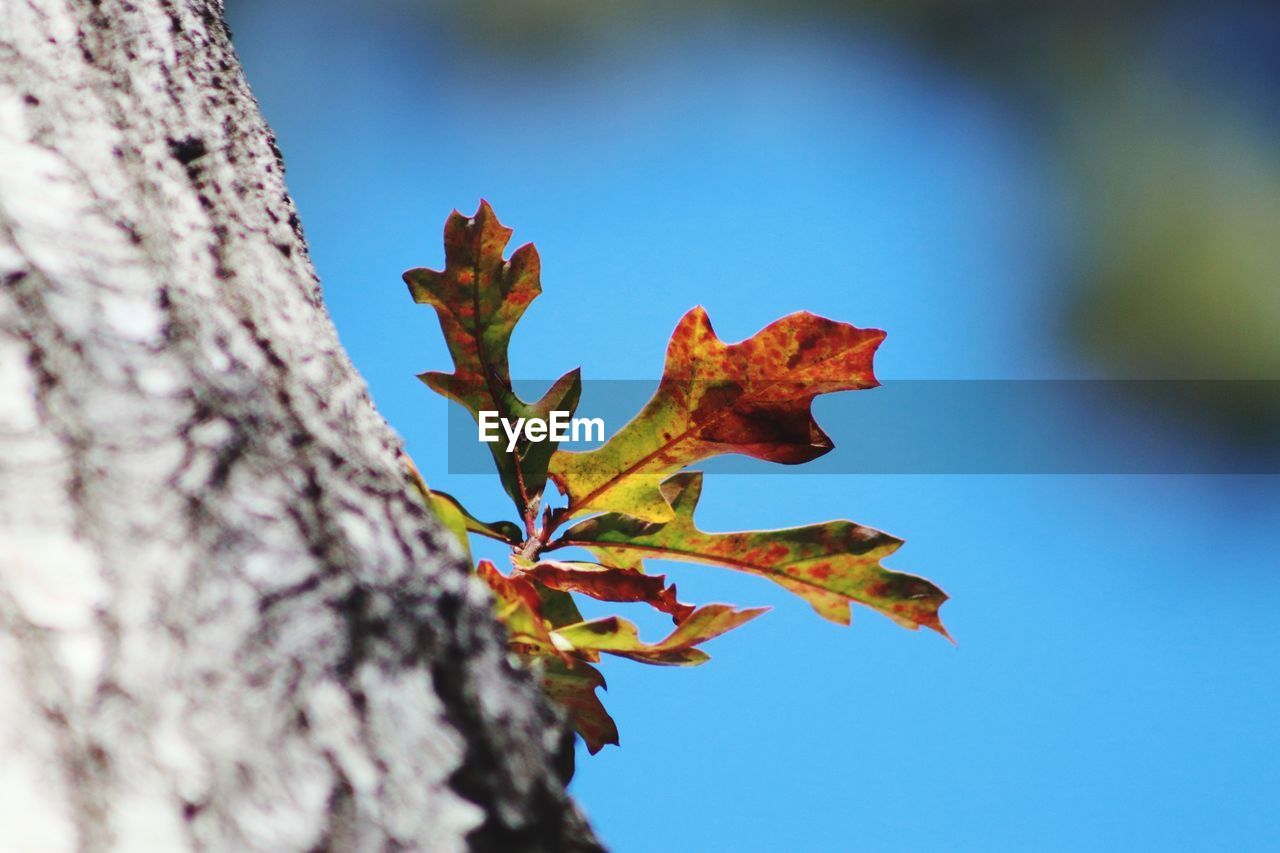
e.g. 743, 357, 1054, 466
405, 202, 949, 753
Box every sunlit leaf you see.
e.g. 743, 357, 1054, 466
475, 559, 564, 657
405, 201, 581, 516
406, 207, 952, 756
521, 559, 695, 623
427, 491, 473, 560
557, 472, 950, 638
548, 306, 883, 522
507, 553, 589, 632
552, 603, 768, 666
429, 490, 523, 545
403, 455, 485, 558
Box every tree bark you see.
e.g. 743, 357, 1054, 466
0, 2, 598, 850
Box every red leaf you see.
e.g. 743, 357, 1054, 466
521, 559, 695, 623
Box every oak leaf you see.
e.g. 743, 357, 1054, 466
406, 204, 952, 756
552, 604, 769, 666
405, 201, 580, 516
555, 472, 950, 637
520, 559, 695, 623
548, 306, 883, 522
475, 559, 563, 657
539, 658, 618, 754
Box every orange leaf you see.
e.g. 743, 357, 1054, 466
549, 307, 883, 521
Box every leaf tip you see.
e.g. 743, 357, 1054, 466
930, 613, 956, 646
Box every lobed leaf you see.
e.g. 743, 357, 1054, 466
552, 604, 768, 667
548, 306, 884, 522
475, 559, 563, 657
405, 201, 580, 516
539, 658, 618, 754
409, 208, 952, 757
520, 559, 695, 623
557, 472, 950, 638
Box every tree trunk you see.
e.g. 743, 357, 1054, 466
0, 2, 598, 850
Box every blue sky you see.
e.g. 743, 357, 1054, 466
230, 4, 1280, 849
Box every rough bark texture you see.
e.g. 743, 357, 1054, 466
0, 1, 599, 850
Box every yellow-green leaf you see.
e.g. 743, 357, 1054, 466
427, 492, 473, 560
548, 306, 883, 522
552, 603, 768, 667
556, 472, 950, 638
429, 490, 522, 546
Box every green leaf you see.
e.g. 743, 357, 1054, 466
428, 490, 522, 546
400, 454, 481, 557
548, 306, 884, 522
520, 559, 695, 623
539, 658, 618, 754
405, 201, 581, 517
426, 492, 473, 560
552, 604, 768, 667
556, 472, 950, 638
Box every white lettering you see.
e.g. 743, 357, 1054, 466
476, 411, 606, 449
550, 410, 570, 442
478, 410, 499, 443
501, 416, 525, 453
572, 416, 605, 443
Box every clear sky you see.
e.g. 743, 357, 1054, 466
229, 3, 1280, 849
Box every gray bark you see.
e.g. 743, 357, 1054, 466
0, 1, 598, 850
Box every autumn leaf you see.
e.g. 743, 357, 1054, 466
475, 559, 564, 657
554, 472, 950, 638
429, 490, 522, 546
539, 658, 618, 754
405, 201, 580, 516
520, 559, 695, 623
548, 306, 884, 522
552, 604, 769, 666
406, 206, 952, 756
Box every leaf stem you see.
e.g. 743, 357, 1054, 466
515, 503, 572, 562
